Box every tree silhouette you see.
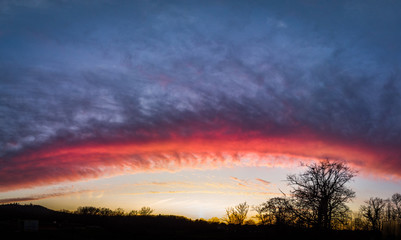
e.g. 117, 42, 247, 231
99, 207, 113, 216
253, 204, 270, 225
127, 207, 154, 216
287, 159, 356, 229
207, 217, 221, 223
138, 206, 154, 216
128, 210, 138, 216
113, 208, 125, 216
76, 206, 101, 215
384, 199, 394, 222
391, 193, 401, 220
254, 197, 294, 225
360, 197, 386, 230
222, 202, 249, 225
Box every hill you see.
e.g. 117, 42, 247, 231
0, 203, 60, 219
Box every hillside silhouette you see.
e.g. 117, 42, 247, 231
0, 203, 58, 217
0, 203, 381, 240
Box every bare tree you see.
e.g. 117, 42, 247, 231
391, 193, 401, 220
360, 197, 386, 230
113, 208, 125, 216
268, 197, 295, 225
76, 206, 101, 215
254, 197, 294, 225
75, 206, 122, 216
384, 199, 394, 221
99, 207, 113, 216
222, 202, 249, 225
128, 210, 138, 216
138, 206, 154, 216
287, 159, 356, 229
331, 204, 352, 230
253, 204, 271, 225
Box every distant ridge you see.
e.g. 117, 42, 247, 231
0, 203, 60, 219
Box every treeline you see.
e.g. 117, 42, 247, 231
222, 193, 401, 231
220, 160, 401, 234
62, 206, 154, 217
222, 160, 356, 229
358, 194, 401, 230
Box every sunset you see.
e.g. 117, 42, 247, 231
1, 0, 401, 238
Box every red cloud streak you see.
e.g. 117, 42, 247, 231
1, 130, 400, 192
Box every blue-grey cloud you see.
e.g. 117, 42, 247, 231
1, 0, 401, 190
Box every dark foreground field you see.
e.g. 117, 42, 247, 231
0, 204, 384, 240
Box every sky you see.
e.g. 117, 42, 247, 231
0, 0, 401, 220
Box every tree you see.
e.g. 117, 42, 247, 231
113, 208, 125, 216
75, 206, 115, 216
128, 210, 138, 216
330, 203, 352, 230
99, 207, 113, 216
287, 159, 356, 229
127, 207, 153, 216
76, 206, 100, 215
360, 197, 386, 230
391, 193, 401, 220
222, 202, 249, 225
207, 217, 221, 223
253, 204, 271, 225
384, 199, 394, 222
253, 197, 294, 225
138, 206, 154, 216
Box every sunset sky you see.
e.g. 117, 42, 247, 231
1, 0, 401, 220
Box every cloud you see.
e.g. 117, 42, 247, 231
230, 176, 273, 192
255, 178, 270, 186
124, 178, 277, 196
0, 189, 90, 204
0, 1, 401, 191
230, 177, 248, 187
123, 190, 277, 197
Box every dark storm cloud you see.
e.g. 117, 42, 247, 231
1, 0, 401, 190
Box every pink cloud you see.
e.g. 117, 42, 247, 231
1, 127, 400, 192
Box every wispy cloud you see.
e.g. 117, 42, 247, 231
0, 189, 90, 204
255, 178, 271, 186
230, 177, 273, 192
119, 178, 277, 197
230, 177, 248, 187
123, 190, 278, 197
